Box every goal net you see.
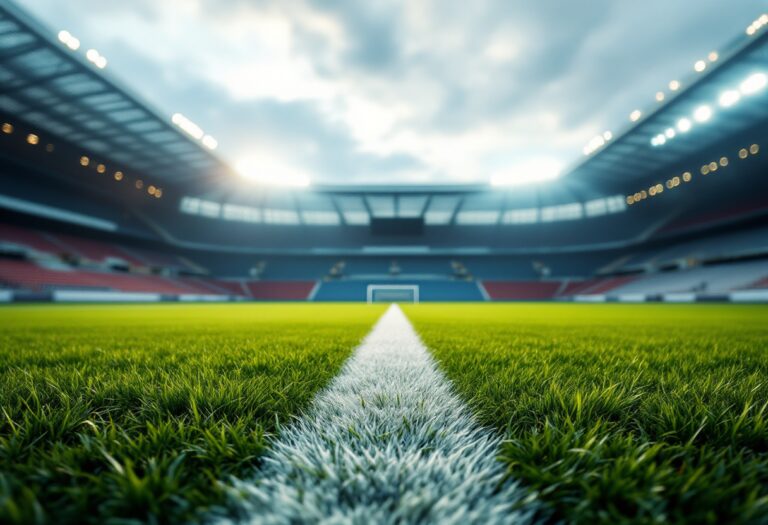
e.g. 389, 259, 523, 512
367, 285, 419, 303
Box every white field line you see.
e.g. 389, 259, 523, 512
218, 304, 539, 524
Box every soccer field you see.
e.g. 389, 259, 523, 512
1, 303, 767, 524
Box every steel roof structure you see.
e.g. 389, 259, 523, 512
0, 0, 232, 185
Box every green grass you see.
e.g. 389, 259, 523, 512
0, 304, 385, 525
404, 303, 768, 525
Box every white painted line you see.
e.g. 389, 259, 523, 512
218, 304, 538, 524
307, 280, 321, 301
477, 280, 491, 301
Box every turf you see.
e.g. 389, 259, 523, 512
0, 304, 385, 525
404, 303, 768, 525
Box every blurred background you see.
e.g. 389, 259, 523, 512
0, 0, 767, 302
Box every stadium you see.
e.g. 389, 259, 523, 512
0, 0, 767, 523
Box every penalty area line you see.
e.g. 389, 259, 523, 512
216, 303, 539, 524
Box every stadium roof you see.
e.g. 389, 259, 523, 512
570, 24, 768, 187
0, 2, 766, 232
0, 1, 234, 185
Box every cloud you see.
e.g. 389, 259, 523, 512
19, 0, 768, 186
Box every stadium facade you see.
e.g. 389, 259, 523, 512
0, 1, 767, 303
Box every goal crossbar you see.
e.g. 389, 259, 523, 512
366, 284, 420, 303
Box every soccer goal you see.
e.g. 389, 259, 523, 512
367, 284, 419, 303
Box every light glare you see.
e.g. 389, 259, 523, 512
740, 73, 767, 95
693, 105, 712, 123
718, 90, 740, 108
490, 158, 563, 187
677, 118, 692, 133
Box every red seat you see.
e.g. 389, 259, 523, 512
245, 281, 315, 300
482, 281, 562, 300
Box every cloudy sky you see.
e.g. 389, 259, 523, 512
21, 0, 766, 186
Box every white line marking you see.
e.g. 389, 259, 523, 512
218, 304, 538, 524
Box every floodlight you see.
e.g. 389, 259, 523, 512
693, 105, 712, 123
718, 90, 740, 108
740, 73, 767, 95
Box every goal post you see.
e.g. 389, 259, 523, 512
367, 284, 419, 303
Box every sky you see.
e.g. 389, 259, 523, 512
20, 0, 767, 186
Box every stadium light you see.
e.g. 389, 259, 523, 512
582, 134, 606, 155
86, 49, 107, 69
747, 14, 768, 36
629, 110, 642, 122
694, 60, 707, 73
172, 113, 204, 140
708, 51, 719, 62
740, 73, 767, 95
693, 105, 712, 123
57, 30, 80, 50
202, 135, 218, 150
490, 158, 562, 187
719, 90, 741, 108
669, 80, 680, 91
677, 118, 692, 133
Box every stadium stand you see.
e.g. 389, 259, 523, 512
51, 234, 145, 266
314, 280, 484, 302
0, 223, 63, 255
609, 261, 768, 296
245, 281, 317, 301
480, 281, 562, 301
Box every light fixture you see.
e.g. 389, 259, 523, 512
202, 135, 218, 150
739, 148, 749, 159
2, 123, 12, 134
677, 118, 692, 133
665, 128, 676, 139
114, 171, 123, 181
26, 133, 39, 145
172, 113, 204, 140
694, 60, 707, 73
57, 30, 80, 50
629, 110, 642, 122
669, 80, 680, 91
740, 73, 767, 95
708, 51, 719, 62
655, 91, 665, 102
80, 156, 90, 166
693, 105, 712, 123
86, 49, 107, 69
719, 90, 740, 108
